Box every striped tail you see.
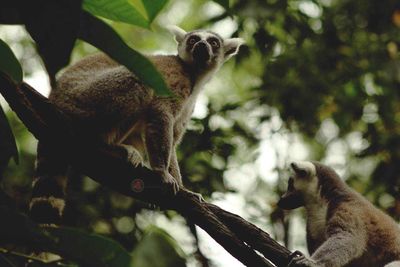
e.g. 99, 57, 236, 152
29, 142, 69, 225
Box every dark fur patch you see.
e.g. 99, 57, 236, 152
185, 35, 201, 51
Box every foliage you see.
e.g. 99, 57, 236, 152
0, 0, 170, 94
0, 0, 399, 266
82, 0, 150, 28
0, 204, 130, 266
0, 203, 184, 267
0, 39, 22, 83
0, 107, 18, 178
0, 40, 20, 177
233, 0, 400, 210
131, 227, 186, 267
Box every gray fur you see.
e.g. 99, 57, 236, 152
280, 161, 400, 267
30, 26, 244, 222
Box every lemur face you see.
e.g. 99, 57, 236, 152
277, 161, 318, 209
182, 31, 223, 67
168, 25, 244, 69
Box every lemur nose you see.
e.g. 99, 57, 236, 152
290, 162, 297, 169
195, 41, 208, 50
193, 41, 210, 61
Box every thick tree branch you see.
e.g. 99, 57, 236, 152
208, 204, 292, 266
0, 74, 292, 267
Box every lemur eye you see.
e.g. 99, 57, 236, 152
297, 169, 308, 178
187, 36, 199, 45
207, 38, 220, 48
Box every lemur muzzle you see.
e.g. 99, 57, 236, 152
193, 41, 211, 62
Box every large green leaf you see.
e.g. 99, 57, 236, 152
142, 0, 169, 22
0, 39, 22, 83
79, 12, 171, 95
21, 0, 83, 82
46, 227, 134, 267
0, 206, 134, 266
0, 206, 53, 247
131, 226, 186, 267
0, 105, 18, 175
83, 0, 149, 28
0, 42, 19, 174
213, 0, 229, 9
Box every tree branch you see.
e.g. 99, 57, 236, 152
0, 74, 292, 267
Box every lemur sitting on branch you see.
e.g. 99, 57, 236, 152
278, 161, 400, 267
29, 26, 244, 224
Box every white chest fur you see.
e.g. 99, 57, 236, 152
306, 200, 328, 241
176, 67, 216, 123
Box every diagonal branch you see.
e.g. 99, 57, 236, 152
0, 73, 292, 267
208, 204, 292, 266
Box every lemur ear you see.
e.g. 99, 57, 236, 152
223, 38, 245, 61
291, 162, 308, 178
167, 25, 187, 43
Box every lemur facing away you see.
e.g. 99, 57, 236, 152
278, 161, 400, 267
29, 26, 244, 224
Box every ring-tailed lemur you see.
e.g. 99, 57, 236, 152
278, 161, 400, 267
29, 26, 244, 224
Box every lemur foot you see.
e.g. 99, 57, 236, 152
158, 171, 180, 195
119, 144, 143, 167
191, 191, 205, 202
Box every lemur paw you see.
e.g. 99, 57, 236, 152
288, 252, 318, 267
190, 191, 205, 202
119, 144, 143, 167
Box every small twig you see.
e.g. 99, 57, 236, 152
0, 248, 41, 264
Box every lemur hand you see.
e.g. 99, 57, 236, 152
288, 251, 319, 267
119, 144, 143, 167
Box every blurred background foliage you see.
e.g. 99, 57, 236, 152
0, 0, 399, 266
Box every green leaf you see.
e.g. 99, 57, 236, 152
46, 227, 134, 267
0, 39, 22, 83
83, 0, 149, 28
132, 226, 186, 267
0, 206, 132, 267
213, 0, 229, 9
0, 206, 54, 247
21, 0, 83, 82
78, 12, 171, 96
0, 105, 18, 175
142, 0, 169, 22
0, 250, 78, 267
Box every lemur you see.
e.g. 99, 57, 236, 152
29, 26, 244, 224
278, 161, 400, 267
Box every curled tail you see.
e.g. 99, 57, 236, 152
29, 142, 69, 225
